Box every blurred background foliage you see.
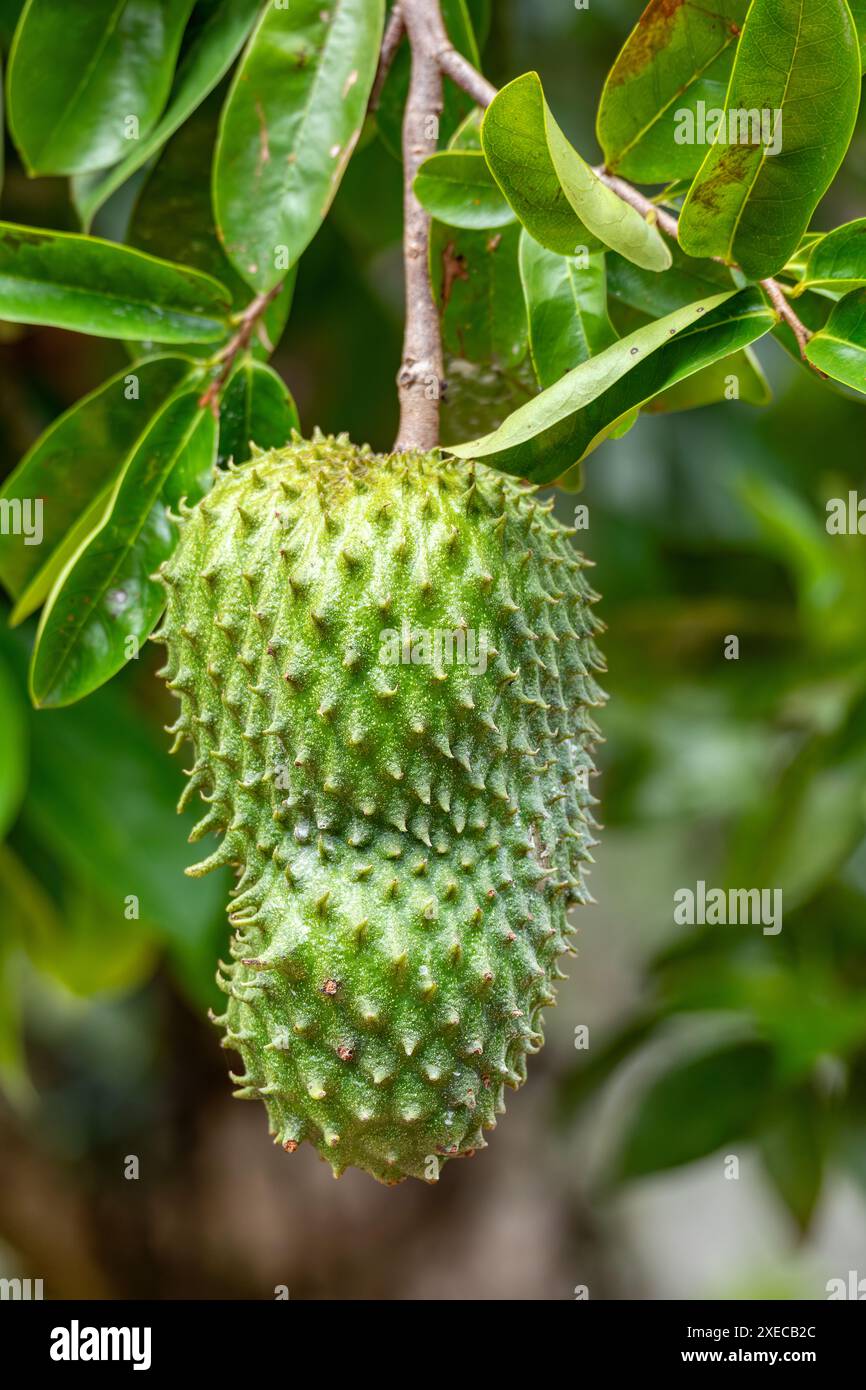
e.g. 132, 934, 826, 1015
1, 0, 866, 1299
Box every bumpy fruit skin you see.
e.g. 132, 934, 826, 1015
158, 435, 605, 1184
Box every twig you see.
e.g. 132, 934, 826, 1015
594, 167, 680, 241
370, 2, 406, 112
759, 275, 813, 360
198, 284, 283, 416
394, 0, 445, 451
437, 45, 497, 109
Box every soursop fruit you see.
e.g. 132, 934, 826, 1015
158, 434, 605, 1184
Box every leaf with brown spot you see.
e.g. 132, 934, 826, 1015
597, 0, 750, 183
678, 0, 862, 281
214, 0, 385, 292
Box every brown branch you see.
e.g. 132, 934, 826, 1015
438, 45, 497, 109
759, 275, 814, 360
394, 0, 445, 451
370, 2, 406, 112
198, 283, 283, 417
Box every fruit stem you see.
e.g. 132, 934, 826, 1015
394, 0, 446, 452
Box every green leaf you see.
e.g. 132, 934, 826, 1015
7, 0, 196, 176
0, 356, 192, 608
28, 873, 158, 999
73, 0, 262, 229
450, 288, 775, 482
645, 346, 771, 413
414, 151, 514, 230
432, 220, 528, 368
849, 0, 866, 71
214, 0, 385, 292
608, 240, 735, 319
430, 220, 534, 440
617, 1040, 775, 1179
0, 222, 232, 342
805, 289, 866, 393
760, 1090, 826, 1232
30, 390, 216, 709
481, 73, 671, 271
597, 0, 750, 184
678, 0, 862, 281
376, 0, 481, 159
0, 648, 26, 839
794, 220, 866, 298
518, 232, 616, 388
128, 89, 295, 356
218, 358, 300, 466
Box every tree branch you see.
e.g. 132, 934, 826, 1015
394, 0, 445, 452
370, 2, 406, 112
198, 284, 283, 417
387, 0, 817, 450
437, 45, 497, 109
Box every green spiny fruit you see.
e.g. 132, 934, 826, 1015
157, 433, 605, 1184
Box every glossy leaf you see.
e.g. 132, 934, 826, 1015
646, 346, 770, 413
128, 90, 294, 356
597, 0, 749, 184
617, 1041, 775, 1178
30, 391, 216, 709
214, 0, 385, 292
430, 220, 533, 440
73, 0, 262, 229
431, 221, 528, 369
0, 222, 232, 342
0, 357, 193, 608
679, 0, 862, 281
519, 232, 616, 388
414, 151, 514, 230
794, 220, 866, 298
7, 0, 196, 175
451, 289, 775, 482
805, 289, 866, 393
481, 72, 671, 271
218, 358, 300, 467
607, 241, 735, 319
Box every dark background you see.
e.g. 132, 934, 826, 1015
1, 0, 866, 1299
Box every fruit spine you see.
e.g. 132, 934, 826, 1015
157, 435, 605, 1183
